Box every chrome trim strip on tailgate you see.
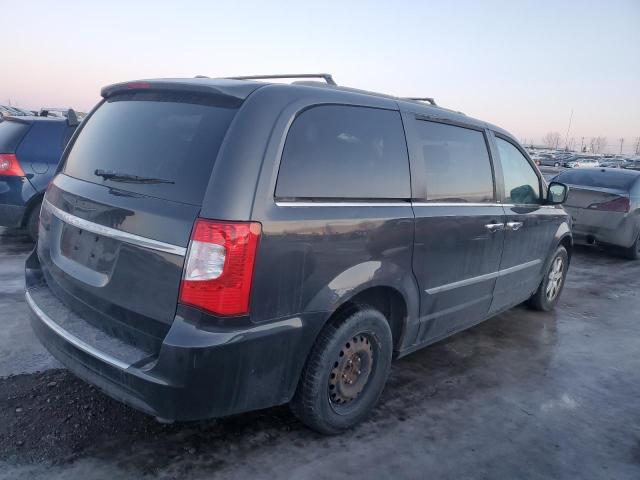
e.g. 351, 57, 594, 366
25, 290, 132, 370
43, 199, 187, 256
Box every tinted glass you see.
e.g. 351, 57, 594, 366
64, 92, 238, 205
276, 105, 410, 199
414, 121, 494, 203
556, 169, 638, 190
496, 137, 541, 204
17, 122, 67, 164
0, 120, 30, 153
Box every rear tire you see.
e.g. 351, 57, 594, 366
290, 307, 393, 434
528, 246, 569, 311
26, 200, 42, 241
622, 235, 640, 260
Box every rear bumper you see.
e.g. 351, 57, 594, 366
26, 260, 326, 421
572, 221, 638, 249
0, 203, 26, 227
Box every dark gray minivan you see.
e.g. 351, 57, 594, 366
25, 75, 572, 433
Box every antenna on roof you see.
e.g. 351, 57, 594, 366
227, 73, 337, 85
403, 97, 438, 106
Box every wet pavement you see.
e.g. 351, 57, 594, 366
0, 226, 639, 479
0, 228, 61, 377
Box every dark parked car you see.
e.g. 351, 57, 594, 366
536, 153, 562, 167
0, 113, 79, 239
25, 75, 572, 434
553, 168, 640, 259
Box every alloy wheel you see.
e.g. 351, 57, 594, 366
546, 256, 564, 301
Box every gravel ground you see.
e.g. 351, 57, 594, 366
0, 226, 639, 479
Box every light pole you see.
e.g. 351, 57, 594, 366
564, 109, 573, 150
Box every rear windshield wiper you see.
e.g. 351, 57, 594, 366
94, 169, 175, 184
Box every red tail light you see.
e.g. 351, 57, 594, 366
179, 219, 261, 316
0, 154, 25, 177
587, 197, 630, 213
125, 81, 151, 89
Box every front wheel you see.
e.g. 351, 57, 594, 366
290, 307, 393, 434
528, 246, 569, 311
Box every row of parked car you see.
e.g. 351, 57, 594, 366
1, 104, 87, 120
528, 149, 640, 170
2, 74, 640, 435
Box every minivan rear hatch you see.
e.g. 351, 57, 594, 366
36, 85, 245, 352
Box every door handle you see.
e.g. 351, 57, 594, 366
485, 222, 505, 233
506, 221, 524, 231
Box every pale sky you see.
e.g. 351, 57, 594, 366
2, 0, 639, 153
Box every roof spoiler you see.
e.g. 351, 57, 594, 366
67, 109, 79, 126
101, 80, 246, 107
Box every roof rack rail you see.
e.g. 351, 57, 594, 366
227, 73, 337, 86
403, 97, 437, 106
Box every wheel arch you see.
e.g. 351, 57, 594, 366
305, 261, 420, 355
539, 225, 573, 285
559, 233, 573, 261
329, 285, 409, 354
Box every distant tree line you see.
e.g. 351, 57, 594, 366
540, 131, 636, 155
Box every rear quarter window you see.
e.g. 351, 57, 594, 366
63, 92, 238, 205
0, 120, 30, 153
275, 105, 410, 199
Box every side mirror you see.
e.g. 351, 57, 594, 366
547, 182, 569, 205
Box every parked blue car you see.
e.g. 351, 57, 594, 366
0, 113, 79, 239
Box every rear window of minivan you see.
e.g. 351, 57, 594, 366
63, 92, 238, 205
0, 120, 30, 153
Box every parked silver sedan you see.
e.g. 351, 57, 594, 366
553, 168, 640, 259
